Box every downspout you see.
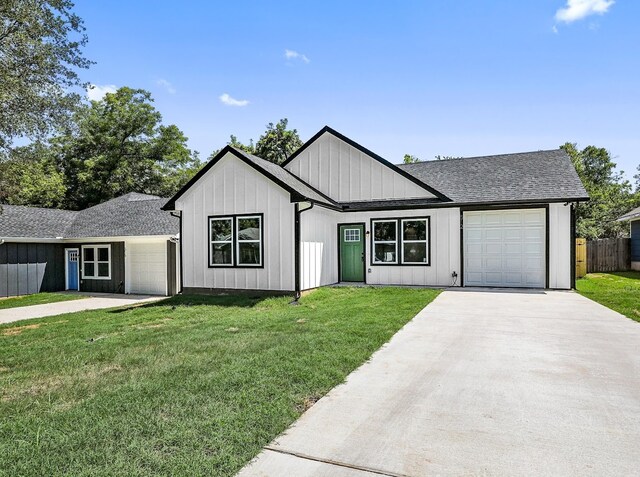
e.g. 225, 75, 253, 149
292, 201, 314, 303
170, 211, 183, 294
570, 202, 577, 289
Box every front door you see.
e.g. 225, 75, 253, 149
66, 248, 79, 291
339, 224, 365, 282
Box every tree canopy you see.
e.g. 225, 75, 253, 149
561, 142, 638, 239
0, 0, 92, 151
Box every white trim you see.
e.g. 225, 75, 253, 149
209, 216, 234, 266
236, 215, 262, 267
81, 244, 112, 280
400, 218, 429, 264
372, 219, 398, 264
64, 248, 80, 290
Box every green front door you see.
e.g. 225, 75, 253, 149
339, 224, 365, 282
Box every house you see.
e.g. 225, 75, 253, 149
0, 193, 179, 297
163, 126, 589, 297
618, 206, 640, 270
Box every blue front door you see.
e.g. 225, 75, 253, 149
66, 249, 79, 290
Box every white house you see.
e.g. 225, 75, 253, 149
163, 126, 589, 297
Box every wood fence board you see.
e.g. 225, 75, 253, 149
585, 238, 631, 273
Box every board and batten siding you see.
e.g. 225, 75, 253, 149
548, 202, 572, 289
284, 132, 435, 202
0, 242, 66, 297
176, 153, 295, 291
79, 241, 125, 293
300, 206, 461, 289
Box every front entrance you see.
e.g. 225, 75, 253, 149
339, 224, 365, 282
65, 248, 79, 291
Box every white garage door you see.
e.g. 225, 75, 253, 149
464, 209, 546, 288
128, 242, 167, 295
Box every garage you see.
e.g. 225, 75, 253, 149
127, 241, 168, 295
463, 208, 546, 288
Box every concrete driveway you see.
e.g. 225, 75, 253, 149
0, 292, 165, 324
238, 289, 640, 476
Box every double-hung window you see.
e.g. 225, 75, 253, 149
401, 219, 429, 264
209, 214, 263, 267
371, 217, 430, 266
82, 244, 111, 279
372, 220, 398, 264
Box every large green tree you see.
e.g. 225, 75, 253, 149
52, 87, 200, 209
561, 143, 636, 239
0, 0, 92, 151
254, 119, 303, 164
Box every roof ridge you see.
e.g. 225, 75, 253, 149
400, 149, 563, 166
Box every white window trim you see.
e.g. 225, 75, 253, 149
372, 219, 398, 264
209, 217, 234, 267
236, 215, 262, 267
81, 244, 111, 280
344, 228, 361, 242
401, 218, 429, 264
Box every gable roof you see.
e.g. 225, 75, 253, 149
399, 149, 589, 204
281, 126, 451, 202
618, 206, 640, 222
163, 146, 339, 211
0, 193, 178, 240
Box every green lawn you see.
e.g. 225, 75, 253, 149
0, 292, 85, 310
0, 287, 439, 476
576, 271, 640, 322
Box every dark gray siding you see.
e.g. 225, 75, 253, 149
632, 220, 640, 262
79, 242, 125, 293
0, 242, 66, 297
167, 240, 177, 296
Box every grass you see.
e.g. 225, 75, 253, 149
0, 292, 85, 310
576, 271, 640, 322
0, 286, 439, 476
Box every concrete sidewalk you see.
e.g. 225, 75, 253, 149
238, 289, 640, 477
0, 292, 165, 324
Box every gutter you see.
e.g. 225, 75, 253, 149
293, 201, 314, 303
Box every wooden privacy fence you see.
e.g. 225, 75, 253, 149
575, 238, 587, 278
581, 237, 631, 273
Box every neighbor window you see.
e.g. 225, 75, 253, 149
401, 219, 429, 264
372, 220, 398, 264
82, 245, 111, 279
208, 214, 263, 267
371, 217, 430, 266
209, 217, 233, 266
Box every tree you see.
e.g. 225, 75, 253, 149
561, 142, 635, 239
53, 87, 200, 209
434, 155, 460, 161
254, 119, 302, 164
0, 143, 66, 208
403, 154, 420, 164
635, 164, 640, 192
0, 0, 92, 151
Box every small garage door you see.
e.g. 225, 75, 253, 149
464, 209, 546, 288
128, 242, 167, 295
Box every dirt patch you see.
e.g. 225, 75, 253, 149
0, 366, 10, 373
2, 323, 41, 336
295, 395, 321, 413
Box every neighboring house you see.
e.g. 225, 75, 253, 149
618, 206, 640, 270
0, 193, 179, 297
163, 126, 589, 297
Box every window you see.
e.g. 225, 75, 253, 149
82, 245, 111, 279
401, 219, 429, 264
372, 220, 398, 264
371, 217, 430, 266
236, 216, 262, 266
344, 228, 361, 242
210, 217, 233, 265
208, 214, 263, 267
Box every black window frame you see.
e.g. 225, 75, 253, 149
208, 213, 265, 269
370, 216, 431, 266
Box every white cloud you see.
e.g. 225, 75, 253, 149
156, 78, 176, 94
555, 0, 614, 23
219, 93, 249, 107
86, 84, 117, 101
284, 49, 310, 64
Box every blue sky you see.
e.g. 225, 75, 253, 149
75, 0, 638, 180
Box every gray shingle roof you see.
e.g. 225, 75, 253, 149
0, 193, 178, 240
618, 206, 640, 222
398, 149, 588, 204
0, 205, 78, 239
